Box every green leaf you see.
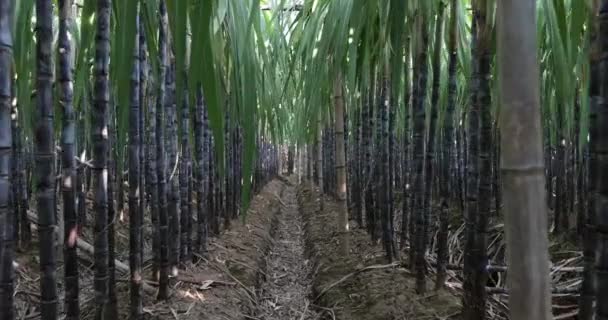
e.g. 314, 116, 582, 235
111, 0, 138, 168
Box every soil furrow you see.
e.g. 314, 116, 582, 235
252, 178, 318, 320
298, 182, 462, 320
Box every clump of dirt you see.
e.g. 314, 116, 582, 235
15, 178, 286, 320
297, 182, 462, 320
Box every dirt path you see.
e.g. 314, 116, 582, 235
13, 177, 462, 320
251, 178, 318, 320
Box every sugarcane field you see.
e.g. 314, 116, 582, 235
0, 0, 605, 319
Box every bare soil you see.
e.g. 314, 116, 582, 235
297, 182, 462, 320
15, 179, 285, 320
251, 177, 318, 319
14, 177, 466, 320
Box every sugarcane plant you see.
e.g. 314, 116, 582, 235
35, 0, 59, 318
156, 0, 170, 300
128, 10, 143, 320
58, 0, 79, 318
0, 1, 606, 320
0, 1, 14, 318
593, 3, 608, 320
92, 0, 112, 317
